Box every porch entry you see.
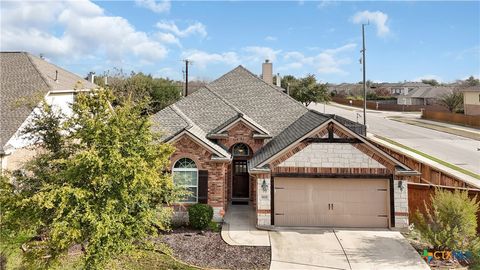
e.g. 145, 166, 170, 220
231, 143, 251, 202
232, 160, 249, 199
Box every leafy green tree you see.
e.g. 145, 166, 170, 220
290, 74, 330, 106
464, 76, 480, 87
414, 189, 479, 251
280, 75, 298, 94
421, 79, 440, 86
0, 89, 181, 269
438, 90, 464, 112
97, 70, 182, 114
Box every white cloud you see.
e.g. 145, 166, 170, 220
135, 0, 170, 13
317, 1, 339, 9
265, 36, 277, 42
156, 21, 207, 38
352, 10, 390, 37
243, 46, 281, 62
181, 49, 240, 69
155, 32, 181, 46
0, 0, 170, 65
414, 75, 443, 82
281, 43, 357, 75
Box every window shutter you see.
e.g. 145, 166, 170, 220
198, 170, 208, 204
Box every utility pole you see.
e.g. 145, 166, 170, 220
361, 23, 368, 129
183, 59, 191, 96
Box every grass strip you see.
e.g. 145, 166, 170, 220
375, 135, 480, 180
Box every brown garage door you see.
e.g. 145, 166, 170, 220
274, 178, 389, 228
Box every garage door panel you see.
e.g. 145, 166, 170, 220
274, 178, 389, 228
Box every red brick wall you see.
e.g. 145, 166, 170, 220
217, 121, 266, 202
217, 121, 265, 153
170, 134, 228, 210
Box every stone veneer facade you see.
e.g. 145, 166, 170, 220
170, 120, 410, 229
253, 123, 410, 229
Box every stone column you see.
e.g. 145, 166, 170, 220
256, 176, 271, 226
393, 179, 409, 229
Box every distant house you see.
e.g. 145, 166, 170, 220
383, 82, 430, 96
0, 52, 97, 173
327, 83, 372, 96
461, 86, 480, 116
396, 86, 452, 106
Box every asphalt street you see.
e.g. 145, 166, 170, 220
309, 102, 480, 175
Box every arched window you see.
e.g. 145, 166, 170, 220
232, 143, 250, 157
173, 158, 198, 203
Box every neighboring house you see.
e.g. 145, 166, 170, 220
0, 52, 97, 173
327, 83, 372, 96
461, 86, 480, 116
384, 82, 430, 96
152, 63, 418, 229
396, 86, 453, 106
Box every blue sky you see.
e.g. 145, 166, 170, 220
1, 1, 479, 83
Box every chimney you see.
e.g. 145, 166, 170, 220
87, 72, 95, 83
276, 73, 281, 87
104, 76, 108, 85
262, 59, 273, 85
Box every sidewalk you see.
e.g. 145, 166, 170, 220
221, 205, 270, 247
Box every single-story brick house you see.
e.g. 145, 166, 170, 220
152, 62, 418, 229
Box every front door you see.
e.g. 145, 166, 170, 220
232, 160, 249, 199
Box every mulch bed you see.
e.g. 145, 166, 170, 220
158, 228, 271, 270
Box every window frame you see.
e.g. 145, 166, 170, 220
172, 158, 198, 203
232, 143, 250, 157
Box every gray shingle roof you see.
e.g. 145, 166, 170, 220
249, 110, 330, 169
151, 65, 365, 165
151, 105, 189, 140
459, 86, 480, 93
248, 112, 366, 169
405, 86, 453, 98
206, 66, 308, 136
174, 87, 239, 133
0, 52, 97, 152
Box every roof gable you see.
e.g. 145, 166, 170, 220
0, 52, 97, 151
277, 143, 387, 169
206, 66, 308, 136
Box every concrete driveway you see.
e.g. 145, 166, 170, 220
269, 229, 429, 270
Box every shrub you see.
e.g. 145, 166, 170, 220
208, 221, 221, 232
188, 204, 213, 230
413, 188, 479, 251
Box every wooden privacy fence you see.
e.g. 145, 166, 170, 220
422, 110, 480, 128
332, 97, 448, 112
408, 183, 480, 233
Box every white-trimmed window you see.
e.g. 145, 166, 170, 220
232, 143, 250, 157
173, 158, 198, 203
